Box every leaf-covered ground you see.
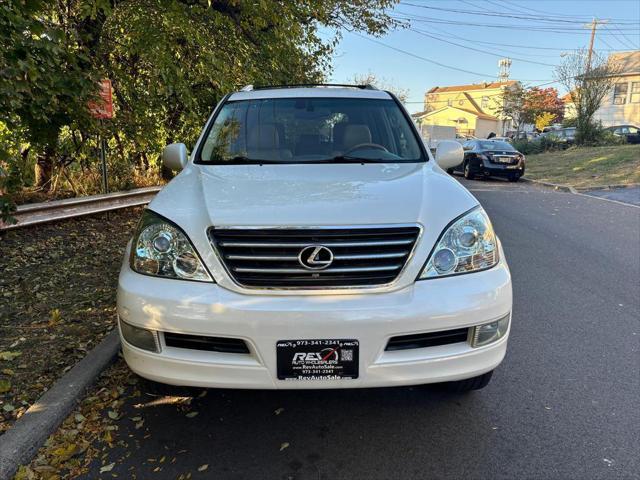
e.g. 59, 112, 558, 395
16, 359, 210, 480
0, 208, 143, 434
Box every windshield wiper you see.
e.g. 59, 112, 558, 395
316, 155, 390, 164
218, 155, 283, 164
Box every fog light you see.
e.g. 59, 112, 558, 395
119, 318, 160, 353
471, 314, 510, 347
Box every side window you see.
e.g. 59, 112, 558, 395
631, 82, 640, 103
613, 83, 628, 105
481, 96, 489, 109
447, 99, 453, 107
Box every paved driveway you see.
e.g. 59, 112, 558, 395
79, 177, 640, 480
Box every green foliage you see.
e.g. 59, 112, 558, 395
512, 137, 567, 155
0, 0, 399, 202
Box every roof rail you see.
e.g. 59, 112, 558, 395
249, 83, 378, 91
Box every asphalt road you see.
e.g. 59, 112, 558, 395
583, 186, 640, 207
81, 177, 640, 480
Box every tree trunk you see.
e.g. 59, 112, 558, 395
35, 147, 55, 192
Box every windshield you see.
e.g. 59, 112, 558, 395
197, 97, 424, 164
478, 141, 515, 151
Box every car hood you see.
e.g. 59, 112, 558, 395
147, 162, 479, 294
150, 162, 478, 227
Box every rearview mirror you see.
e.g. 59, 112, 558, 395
435, 140, 463, 170
162, 143, 188, 171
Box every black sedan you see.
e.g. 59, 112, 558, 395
449, 139, 525, 182
606, 125, 640, 144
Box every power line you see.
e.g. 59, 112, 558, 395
611, 23, 640, 49
391, 11, 640, 34
350, 31, 555, 82
400, 1, 640, 26
418, 22, 618, 55
602, 25, 635, 50
485, 0, 611, 21
410, 27, 558, 67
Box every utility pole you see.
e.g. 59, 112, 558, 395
585, 18, 608, 73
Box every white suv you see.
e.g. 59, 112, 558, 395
118, 85, 512, 392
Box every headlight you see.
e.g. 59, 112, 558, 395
130, 210, 213, 282
419, 206, 498, 279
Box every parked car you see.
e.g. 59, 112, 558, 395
539, 127, 576, 146
490, 136, 513, 143
117, 84, 512, 393
449, 139, 525, 182
504, 131, 537, 141
606, 125, 640, 144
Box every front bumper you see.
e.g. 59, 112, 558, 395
117, 250, 512, 389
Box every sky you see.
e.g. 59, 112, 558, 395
326, 0, 640, 113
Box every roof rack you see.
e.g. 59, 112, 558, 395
239, 84, 378, 92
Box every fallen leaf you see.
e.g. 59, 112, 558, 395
1, 368, 14, 376
107, 410, 118, 420
0, 379, 11, 393
0, 351, 22, 361
198, 464, 209, 472
51, 443, 78, 462
100, 462, 115, 473
280, 442, 290, 451
185, 411, 199, 418
2, 403, 15, 412
75, 413, 86, 423
274, 407, 284, 415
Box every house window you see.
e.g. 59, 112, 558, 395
631, 82, 640, 103
447, 99, 453, 106
481, 96, 489, 108
613, 82, 628, 105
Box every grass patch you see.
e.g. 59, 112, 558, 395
524, 144, 640, 188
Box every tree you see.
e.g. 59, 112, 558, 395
525, 87, 564, 126
0, 0, 400, 213
535, 112, 556, 131
555, 48, 621, 144
497, 83, 528, 135
348, 72, 409, 103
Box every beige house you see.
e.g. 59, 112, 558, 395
563, 50, 640, 126
412, 81, 516, 138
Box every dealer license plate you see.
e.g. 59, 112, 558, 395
276, 339, 359, 380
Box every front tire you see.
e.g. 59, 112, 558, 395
446, 168, 454, 175
441, 370, 493, 393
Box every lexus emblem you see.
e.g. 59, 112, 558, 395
298, 245, 334, 270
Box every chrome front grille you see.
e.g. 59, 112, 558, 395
209, 226, 421, 288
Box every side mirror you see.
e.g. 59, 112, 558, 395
162, 143, 188, 171
435, 140, 463, 170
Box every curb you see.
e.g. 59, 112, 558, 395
0, 330, 120, 480
574, 183, 640, 192
521, 177, 577, 194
